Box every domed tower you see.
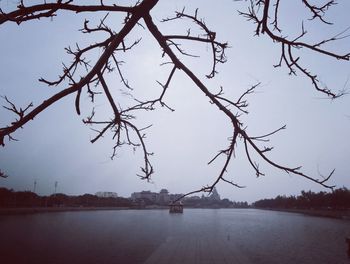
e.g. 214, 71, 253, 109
158, 189, 170, 204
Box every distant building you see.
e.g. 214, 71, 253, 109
209, 187, 221, 201
158, 189, 170, 204
95, 191, 118, 198
169, 193, 183, 203
131, 191, 158, 203
131, 189, 184, 205
184, 195, 201, 201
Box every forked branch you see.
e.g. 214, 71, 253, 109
1, 0, 344, 199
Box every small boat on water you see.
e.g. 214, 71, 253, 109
169, 201, 183, 213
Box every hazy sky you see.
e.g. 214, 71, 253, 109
0, 0, 349, 203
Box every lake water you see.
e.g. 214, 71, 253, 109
0, 209, 349, 264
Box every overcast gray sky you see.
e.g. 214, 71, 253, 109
0, 0, 349, 203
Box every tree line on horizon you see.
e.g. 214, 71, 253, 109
0, 188, 131, 208
253, 188, 350, 210
0, 187, 250, 208
1, 187, 349, 209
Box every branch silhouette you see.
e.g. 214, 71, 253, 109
1, 0, 347, 197
239, 0, 349, 98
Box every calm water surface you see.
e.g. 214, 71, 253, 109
0, 209, 349, 264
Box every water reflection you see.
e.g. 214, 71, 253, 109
0, 209, 348, 263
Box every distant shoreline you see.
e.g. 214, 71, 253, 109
0, 206, 243, 215
0, 207, 132, 215
258, 208, 350, 220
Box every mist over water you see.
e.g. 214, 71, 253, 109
0, 209, 349, 264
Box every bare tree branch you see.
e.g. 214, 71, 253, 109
239, 0, 349, 98
1, 0, 346, 199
